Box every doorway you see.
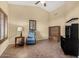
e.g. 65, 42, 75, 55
49, 26, 60, 42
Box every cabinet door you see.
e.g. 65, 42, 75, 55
71, 24, 78, 56
65, 26, 71, 39
49, 26, 60, 42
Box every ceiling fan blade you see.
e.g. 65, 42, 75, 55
44, 3, 46, 7
35, 1, 40, 5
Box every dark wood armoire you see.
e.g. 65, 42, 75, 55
61, 23, 79, 57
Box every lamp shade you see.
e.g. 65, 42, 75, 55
17, 26, 23, 32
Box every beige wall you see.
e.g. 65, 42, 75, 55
49, 17, 66, 37
8, 2, 79, 44
49, 3, 66, 37
0, 2, 9, 56
49, 2, 79, 37
0, 2, 8, 15
8, 4, 49, 44
65, 4, 79, 23
0, 1, 79, 55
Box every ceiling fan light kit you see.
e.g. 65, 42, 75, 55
35, 1, 46, 7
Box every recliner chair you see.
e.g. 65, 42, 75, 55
26, 31, 36, 45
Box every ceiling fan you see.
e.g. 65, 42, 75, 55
35, 1, 46, 7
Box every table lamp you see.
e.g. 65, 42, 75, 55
17, 26, 23, 37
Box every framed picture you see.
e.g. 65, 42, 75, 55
29, 20, 36, 31
0, 8, 8, 43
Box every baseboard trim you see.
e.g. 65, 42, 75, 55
9, 39, 48, 45
36, 39, 48, 43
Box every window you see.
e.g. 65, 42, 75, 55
0, 8, 8, 43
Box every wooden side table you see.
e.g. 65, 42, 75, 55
15, 36, 25, 47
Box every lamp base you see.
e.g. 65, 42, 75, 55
20, 32, 22, 37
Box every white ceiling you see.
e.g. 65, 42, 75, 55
8, 1, 65, 12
